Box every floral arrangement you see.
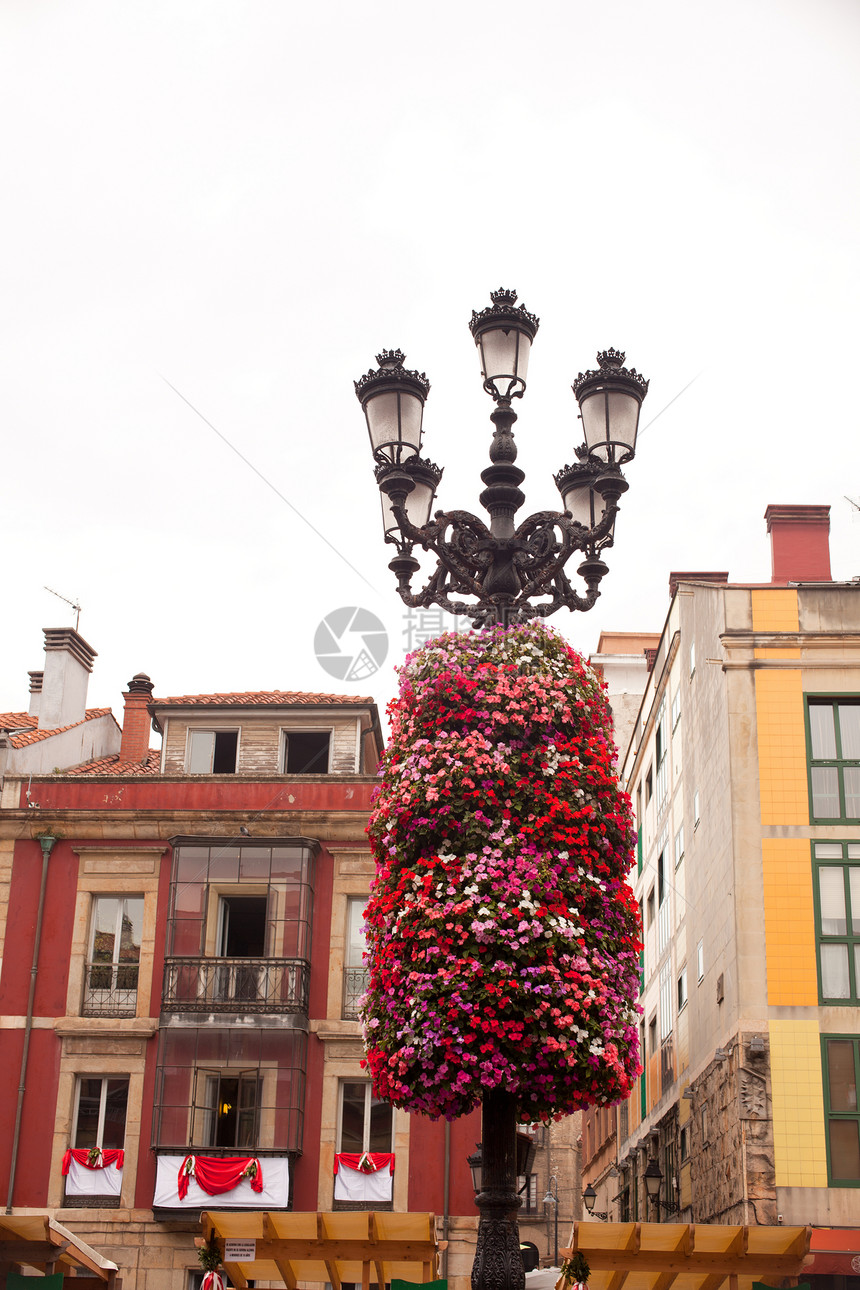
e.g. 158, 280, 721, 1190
197, 1241, 222, 1273
361, 622, 642, 1122
556, 1251, 590, 1289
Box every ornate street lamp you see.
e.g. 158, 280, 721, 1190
354, 292, 649, 1290
355, 289, 649, 627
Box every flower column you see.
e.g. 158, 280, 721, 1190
361, 624, 642, 1290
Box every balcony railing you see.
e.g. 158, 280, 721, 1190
162, 957, 310, 1013
82, 962, 139, 1017
342, 966, 368, 1019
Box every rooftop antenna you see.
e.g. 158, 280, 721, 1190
44, 586, 82, 631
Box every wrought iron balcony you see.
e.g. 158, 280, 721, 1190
342, 966, 368, 1019
82, 962, 139, 1017
162, 957, 310, 1014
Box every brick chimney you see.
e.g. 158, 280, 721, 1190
765, 504, 831, 583
38, 628, 97, 730
28, 671, 43, 718
119, 673, 155, 764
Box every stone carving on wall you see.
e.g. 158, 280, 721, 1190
739, 1066, 768, 1120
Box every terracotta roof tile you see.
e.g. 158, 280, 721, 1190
67, 749, 161, 776
150, 691, 374, 708
0, 708, 114, 748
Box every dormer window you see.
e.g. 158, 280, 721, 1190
188, 729, 238, 773
283, 730, 331, 774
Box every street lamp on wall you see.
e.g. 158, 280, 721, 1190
355, 290, 649, 628
581, 1183, 608, 1222
643, 1158, 664, 1219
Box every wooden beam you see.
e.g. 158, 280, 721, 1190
223, 1263, 248, 1290
650, 1273, 679, 1290
721, 1229, 747, 1259
373, 1258, 386, 1288
368, 1213, 379, 1244
603, 1272, 631, 1290
0, 1241, 69, 1262
325, 1259, 342, 1290
274, 1256, 298, 1289
317, 1213, 326, 1242
203, 1239, 436, 1262
697, 1275, 726, 1290
361, 1259, 370, 1290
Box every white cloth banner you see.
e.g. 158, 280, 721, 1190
65, 1158, 123, 1197
333, 1162, 394, 1203
154, 1155, 290, 1209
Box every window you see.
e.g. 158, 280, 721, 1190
192, 1070, 260, 1149
655, 703, 668, 808
813, 842, 860, 1002
74, 1077, 129, 1149
283, 731, 331, 774
677, 966, 688, 1012
822, 1036, 860, 1184
517, 1174, 538, 1213
807, 699, 860, 821
646, 887, 655, 927
701, 1106, 708, 1144
342, 897, 368, 1019
671, 690, 681, 730
338, 1081, 393, 1153
188, 729, 238, 773
659, 961, 673, 1041
674, 824, 685, 869
697, 939, 704, 982
153, 1025, 307, 1153
680, 1126, 688, 1161
645, 765, 653, 803
648, 1015, 658, 1055
83, 896, 143, 1017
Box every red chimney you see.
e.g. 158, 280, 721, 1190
120, 673, 155, 764
765, 504, 831, 583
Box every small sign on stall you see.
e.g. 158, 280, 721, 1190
224, 1240, 257, 1262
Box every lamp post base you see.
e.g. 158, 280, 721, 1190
471, 1090, 524, 1290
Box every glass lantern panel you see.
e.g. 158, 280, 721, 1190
564, 483, 597, 529
480, 327, 520, 388
380, 489, 398, 538
606, 389, 641, 455
365, 391, 422, 460
405, 477, 435, 529
580, 389, 611, 458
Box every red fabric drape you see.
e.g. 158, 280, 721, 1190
177, 1155, 264, 1200
202, 1274, 225, 1290
333, 1152, 395, 1175
61, 1148, 124, 1175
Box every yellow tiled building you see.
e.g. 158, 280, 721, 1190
592, 505, 860, 1233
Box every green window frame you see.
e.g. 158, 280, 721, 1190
813, 841, 860, 1004
821, 1035, 860, 1186
806, 697, 860, 823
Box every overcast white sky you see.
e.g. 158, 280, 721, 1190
1, 0, 858, 732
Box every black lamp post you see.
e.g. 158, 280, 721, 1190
355, 290, 649, 629
355, 292, 649, 1290
543, 1176, 559, 1266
